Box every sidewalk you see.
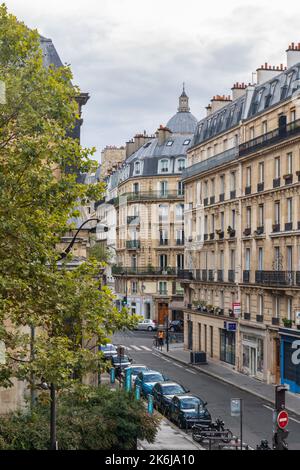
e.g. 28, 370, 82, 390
159, 345, 300, 417
138, 417, 204, 450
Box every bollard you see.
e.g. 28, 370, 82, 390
110, 367, 115, 384
148, 394, 154, 415
125, 368, 132, 392
135, 385, 141, 401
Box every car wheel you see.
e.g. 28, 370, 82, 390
147, 326, 153, 331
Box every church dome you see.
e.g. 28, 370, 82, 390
166, 85, 197, 134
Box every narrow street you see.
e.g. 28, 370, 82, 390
113, 329, 300, 450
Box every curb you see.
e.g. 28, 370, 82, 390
157, 348, 300, 418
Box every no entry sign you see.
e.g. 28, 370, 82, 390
277, 410, 289, 429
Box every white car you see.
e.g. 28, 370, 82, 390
136, 319, 157, 331
121, 365, 149, 384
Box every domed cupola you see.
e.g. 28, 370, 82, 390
166, 84, 198, 134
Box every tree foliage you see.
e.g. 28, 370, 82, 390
0, 4, 138, 394
0, 386, 159, 449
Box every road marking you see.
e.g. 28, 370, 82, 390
140, 346, 152, 351
263, 404, 300, 424
120, 345, 132, 351
152, 353, 161, 358
185, 368, 196, 374
131, 345, 142, 351
174, 363, 183, 368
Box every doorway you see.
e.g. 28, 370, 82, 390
158, 303, 169, 326
188, 320, 193, 350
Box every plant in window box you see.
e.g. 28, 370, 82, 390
147, 264, 154, 273
282, 318, 293, 328
227, 226, 235, 237
228, 309, 234, 318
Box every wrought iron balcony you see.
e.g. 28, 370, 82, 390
228, 270, 235, 283
210, 196, 215, 205
256, 315, 264, 323
284, 174, 293, 185
112, 266, 178, 276
285, 222, 293, 231
272, 317, 280, 326
204, 197, 209, 206
243, 227, 251, 237
257, 182, 264, 192
254, 226, 264, 236
113, 191, 184, 205
273, 178, 281, 188
219, 193, 225, 202
245, 186, 251, 195
244, 312, 251, 321
230, 190, 236, 199
239, 119, 300, 157
272, 223, 281, 233
217, 270, 224, 282
177, 269, 193, 280
208, 270, 214, 281
176, 239, 185, 246
243, 270, 250, 283
159, 239, 169, 246
126, 240, 141, 250
255, 270, 298, 286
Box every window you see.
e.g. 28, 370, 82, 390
177, 254, 184, 270
275, 201, 280, 224
246, 167, 251, 187
166, 140, 174, 147
159, 255, 168, 269
223, 139, 228, 151
134, 161, 141, 175
258, 295, 264, 316
211, 214, 215, 233
290, 109, 296, 122
175, 203, 184, 221
214, 143, 218, 155
258, 247, 264, 271
259, 162, 264, 183
230, 172, 236, 190
262, 120, 268, 134
159, 281, 167, 295
287, 246, 293, 272
159, 204, 168, 222
211, 178, 215, 195
131, 255, 137, 269
159, 229, 168, 245
287, 198, 293, 223
204, 181, 208, 198
246, 207, 251, 228
230, 250, 235, 270
132, 281, 138, 294
183, 139, 191, 146
258, 204, 264, 227
287, 153, 293, 174
160, 181, 168, 196
133, 182, 139, 194
275, 157, 281, 178
250, 126, 255, 140
204, 215, 208, 235
177, 158, 185, 171
245, 248, 251, 271
220, 212, 225, 231
245, 294, 250, 313
177, 181, 184, 196
220, 251, 224, 270
160, 159, 169, 173
274, 297, 280, 318
220, 175, 225, 194
274, 246, 281, 271
287, 298, 293, 321
232, 209, 236, 229
131, 302, 136, 315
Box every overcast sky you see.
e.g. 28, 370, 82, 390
5, 0, 300, 161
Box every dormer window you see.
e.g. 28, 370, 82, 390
134, 161, 141, 175
160, 159, 169, 173
143, 142, 151, 149
177, 158, 186, 172
166, 140, 174, 147
183, 139, 191, 146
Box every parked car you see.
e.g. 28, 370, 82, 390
167, 395, 212, 429
120, 365, 149, 384
134, 370, 168, 396
168, 320, 183, 332
135, 319, 157, 331
100, 343, 118, 360
152, 381, 189, 413
111, 355, 133, 376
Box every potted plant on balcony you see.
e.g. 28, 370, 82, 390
166, 266, 173, 275
227, 226, 235, 237
282, 318, 293, 328
215, 307, 224, 316
228, 308, 234, 318
147, 264, 155, 274
216, 229, 224, 239
206, 304, 214, 314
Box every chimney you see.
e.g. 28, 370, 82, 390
210, 95, 232, 113
256, 63, 286, 85
231, 82, 247, 100
156, 125, 172, 145
134, 133, 152, 151
286, 42, 300, 68
126, 139, 135, 158
205, 104, 212, 116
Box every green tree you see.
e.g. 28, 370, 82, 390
0, 4, 138, 396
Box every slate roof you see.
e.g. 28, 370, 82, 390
40, 36, 64, 68
167, 111, 198, 134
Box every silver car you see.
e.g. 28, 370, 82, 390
136, 319, 157, 331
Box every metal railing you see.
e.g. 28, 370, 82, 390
255, 270, 300, 286
239, 119, 300, 156
113, 191, 184, 205
126, 240, 141, 250
112, 266, 178, 276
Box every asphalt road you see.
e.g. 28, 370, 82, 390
113, 329, 300, 450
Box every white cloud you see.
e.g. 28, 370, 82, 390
4, 0, 300, 160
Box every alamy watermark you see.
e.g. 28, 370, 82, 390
292, 340, 300, 366
0, 80, 6, 104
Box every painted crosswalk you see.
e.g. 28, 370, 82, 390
119, 344, 152, 352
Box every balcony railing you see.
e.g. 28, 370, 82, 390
208, 270, 214, 281
126, 240, 141, 250
113, 266, 178, 276
202, 270, 208, 282
273, 178, 281, 188
113, 191, 184, 205
159, 239, 169, 246
177, 269, 193, 280
245, 186, 251, 195
127, 216, 140, 225
243, 270, 250, 283
176, 239, 185, 246
217, 270, 224, 282
182, 147, 239, 180
255, 270, 300, 286
239, 119, 300, 157
228, 270, 235, 283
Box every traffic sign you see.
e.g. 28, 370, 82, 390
277, 410, 289, 429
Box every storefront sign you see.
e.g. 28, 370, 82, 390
233, 302, 241, 318
231, 398, 241, 417
224, 322, 237, 332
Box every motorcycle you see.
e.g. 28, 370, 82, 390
192, 418, 233, 444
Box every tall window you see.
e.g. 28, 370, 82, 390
159, 255, 167, 269
258, 295, 264, 316
204, 215, 208, 235
131, 255, 137, 269
246, 167, 251, 187
287, 298, 293, 321
220, 175, 225, 195
159, 204, 168, 223
160, 181, 168, 196
245, 248, 251, 271
220, 212, 225, 231
134, 161, 141, 175
132, 281, 138, 294
211, 178, 215, 195
177, 158, 185, 172
258, 247, 264, 271
246, 207, 251, 228
159, 281, 167, 295
177, 181, 184, 196
274, 297, 280, 318
211, 214, 215, 233
258, 204, 264, 227
287, 198, 293, 224
250, 126, 255, 139
230, 172, 236, 191
287, 246, 293, 272
259, 162, 264, 183
275, 157, 281, 178
160, 159, 169, 173
262, 120, 268, 134
133, 182, 139, 194
245, 294, 250, 313
204, 181, 208, 198
274, 246, 281, 271
287, 152, 293, 174
177, 254, 184, 270
274, 201, 280, 224
232, 209, 236, 229
290, 109, 296, 122
175, 203, 184, 221
230, 250, 235, 270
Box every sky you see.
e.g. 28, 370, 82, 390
5, 0, 300, 162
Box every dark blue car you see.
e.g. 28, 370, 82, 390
167, 395, 212, 429
134, 370, 168, 397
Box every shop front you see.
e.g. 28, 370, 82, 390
240, 326, 265, 381
220, 322, 237, 366
279, 328, 300, 394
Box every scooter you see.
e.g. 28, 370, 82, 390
192, 418, 233, 444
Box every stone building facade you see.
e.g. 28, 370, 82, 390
180, 45, 300, 393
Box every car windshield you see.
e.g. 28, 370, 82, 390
162, 385, 185, 395
101, 345, 116, 351
144, 373, 163, 382
131, 367, 146, 375
113, 356, 130, 363
180, 398, 203, 409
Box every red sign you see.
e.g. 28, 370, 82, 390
277, 410, 289, 429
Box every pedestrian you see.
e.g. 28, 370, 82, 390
158, 330, 164, 350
